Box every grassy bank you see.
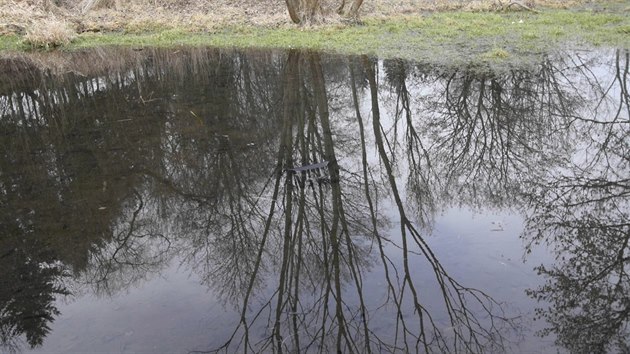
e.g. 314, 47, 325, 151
75, 11, 630, 66
1, 0, 629, 66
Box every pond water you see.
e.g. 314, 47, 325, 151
0, 47, 628, 353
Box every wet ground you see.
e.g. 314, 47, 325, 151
0, 47, 629, 353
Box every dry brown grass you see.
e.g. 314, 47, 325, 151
23, 18, 76, 48
0, 0, 77, 47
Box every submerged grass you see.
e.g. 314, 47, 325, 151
3, 6, 630, 66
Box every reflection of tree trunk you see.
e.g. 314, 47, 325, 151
349, 60, 387, 354
215, 51, 299, 353
362, 56, 430, 351
308, 52, 348, 353
272, 50, 301, 353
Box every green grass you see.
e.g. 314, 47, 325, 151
0, 35, 25, 51
3, 9, 630, 67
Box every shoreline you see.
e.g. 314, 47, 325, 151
1, 1, 629, 68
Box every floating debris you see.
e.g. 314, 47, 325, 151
286, 161, 329, 173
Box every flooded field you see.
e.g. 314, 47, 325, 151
0, 48, 628, 353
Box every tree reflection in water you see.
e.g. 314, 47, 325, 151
522, 50, 630, 353
0, 47, 628, 353
206, 52, 515, 353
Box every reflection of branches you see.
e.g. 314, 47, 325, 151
415, 59, 582, 211
207, 51, 380, 353
362, 56, 513, 353
525, 175, 630, 352
201, 51, 523, 353
207, 51, 299, 353
168, 140, 273, 304
383, 59, 437, 228
523, 49, 630, 353
81, 190, 172, 297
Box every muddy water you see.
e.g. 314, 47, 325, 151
1, 48, 628, 353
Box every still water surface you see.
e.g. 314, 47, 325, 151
0, 48, 628, 353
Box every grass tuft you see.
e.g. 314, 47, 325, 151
616, 25, 630, 34
483, 47, 510, 59
23, 19, 77, 49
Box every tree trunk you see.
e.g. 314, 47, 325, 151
347, 0, 364, 18
338, 0, 364, 19
336, 0, 346, 14
80, 0, 116, 14
286, 0, 363, 24
285, 0, 322, 24
285, 0, 302, 24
